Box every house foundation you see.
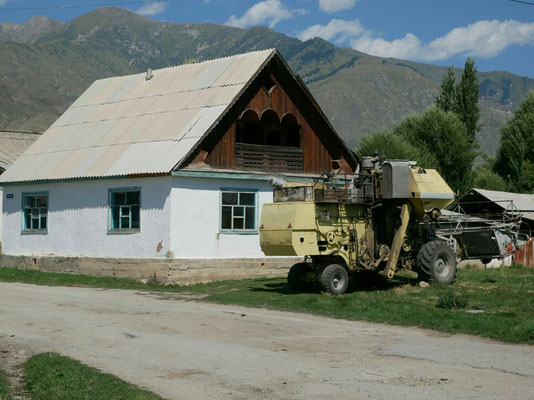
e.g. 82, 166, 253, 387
0, 255, 295, 285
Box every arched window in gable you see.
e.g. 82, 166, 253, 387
236, 110, 261, 145
235, 109, 303, 172
281, 113, 300, 148
261, 109, 281, 146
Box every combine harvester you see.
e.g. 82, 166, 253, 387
259, 157, 523, 294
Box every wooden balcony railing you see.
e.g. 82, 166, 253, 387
234, 143, 303, 172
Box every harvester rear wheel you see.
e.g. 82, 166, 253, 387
321, 264, 349, 295
287, 263, 312, 293
416, 240, 457, 284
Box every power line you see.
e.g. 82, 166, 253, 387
510, 0, 534, 5
0, 0, 166, 12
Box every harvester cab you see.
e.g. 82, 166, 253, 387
260, 157, 521, 294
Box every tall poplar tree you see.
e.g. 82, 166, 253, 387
435, 58, 480, 147
435, 66, 456, 113
455, 58, 480, 146
494, 91, 534, 192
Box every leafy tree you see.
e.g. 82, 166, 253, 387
494, 91, 534, 193
455, 58, 481, 146
435, 66, 456, 113
391, 106, 476, 194
472, 161, 508, 191
356, 131, 438, 168
435, 58, 480, 147
357, 107, 476, 194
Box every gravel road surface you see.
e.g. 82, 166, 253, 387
0, 282, 533, 399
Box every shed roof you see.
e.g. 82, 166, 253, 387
0, 49, 276, 183
463, 188, 534, 221
0, 131, 40, 171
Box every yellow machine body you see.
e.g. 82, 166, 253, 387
260, 162, 455, 276
408, 168, 455, 218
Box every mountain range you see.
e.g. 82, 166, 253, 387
1, 7, 533, 156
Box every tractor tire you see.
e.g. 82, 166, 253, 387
320, 264, 349, 295
416, 240, 457, 284
287, 263, 312, 293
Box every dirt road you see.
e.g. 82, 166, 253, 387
0, 282, 533, 399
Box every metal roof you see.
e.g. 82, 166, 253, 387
0, 49, 275, 183
469, 188, 534, 221
0, 131, 40, 171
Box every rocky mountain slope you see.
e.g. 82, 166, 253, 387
1, 7, 533, 155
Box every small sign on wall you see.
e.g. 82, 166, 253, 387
6, 194, 13, 199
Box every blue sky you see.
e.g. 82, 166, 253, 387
1, 0, 534, 77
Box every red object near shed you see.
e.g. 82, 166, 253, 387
514, 238, 534, 267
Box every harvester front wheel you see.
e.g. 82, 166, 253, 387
287, 263, 312, 293
321, 264, 349, 295
417, 240, 457, 284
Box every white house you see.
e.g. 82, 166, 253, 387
0, 49, 357, 283
0, 130, 40, 245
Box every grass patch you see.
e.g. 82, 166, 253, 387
436, 292, 469, 309
0, 267, 163, 291
1, 265, 534, 344
23, 353, 163, 400
0, 368, 12, 400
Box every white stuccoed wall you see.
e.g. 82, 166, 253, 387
2, 175, 278, 260
0, 187, 3, 243
170, 176, 273, 259
2, 177, 172, 258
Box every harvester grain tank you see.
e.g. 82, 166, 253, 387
259, 157, 521, 294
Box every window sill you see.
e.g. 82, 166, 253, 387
107, 229, 140, 235
21, 230, 47, 235
219, 230, 258, 235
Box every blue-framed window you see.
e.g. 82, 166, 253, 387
220, 189, 258, 233
109, 188, 141, 231
22, 192, 48, 233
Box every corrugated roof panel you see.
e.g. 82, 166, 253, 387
98, 75, 138, 105
47, 148, 92, 180
212, 50, 272, 86
74, 120, 119, 150
67, 146, 110, 178
0, 154, 34, 182
53, 105, 98, 127
107, 141, 174, 176
97, 117, 137, 146
160, 63, 207, 94
141, 68, 177, 97
0, 49, 275, 183
88, 102, 117, 122
21, 127, 57, 155
180, 105, 228, 140
84, 144, 130, 177
106, 96, 157, 120
118, 73, 149, 100
69, 79, 110, 108
473, 188, 534, 212
189, 55, 235, 91
27, 150, 68, 181
165, 90, 202, 111
153, 138, 199, 171
0, 132, 39, 170
36, 122, 97, 154
36, 124, 84, 153
182, 86, 237, 110
86, 77, 126, 105
115, 114, 161, 144
144, 92, 177, 114
142, 110, 199, 142
107, 74, 142, 104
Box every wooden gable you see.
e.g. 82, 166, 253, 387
182, 52, 357, 175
